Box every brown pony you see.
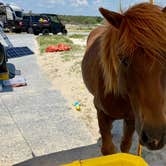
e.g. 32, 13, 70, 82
82, 3, 166, 155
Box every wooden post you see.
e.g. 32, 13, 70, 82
119, 0, 122, 13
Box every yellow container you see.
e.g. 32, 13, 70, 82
0, 71, 9, 80
63, 153, 148, 166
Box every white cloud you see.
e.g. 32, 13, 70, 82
92, 0, 106, 9
41, 0, 89, 7
47, 0, 65, 5
70, 0, 88, 7
94, 0, 103, 4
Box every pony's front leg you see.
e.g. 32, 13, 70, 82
97, 110, 116, 155
120, 119, 135, 152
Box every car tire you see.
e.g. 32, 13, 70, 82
42, 29, 49, 35
34, 30, 39, 35
15, 29, 22, 33
53, 31, 57, 35
62, 29, 67, 35
28, 27, 34, 34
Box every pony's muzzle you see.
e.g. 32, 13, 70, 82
140, 128, 165, 150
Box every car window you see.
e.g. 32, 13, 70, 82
23, 16, 30, 21
32, 16, 49, 23
15, 11, 22, 18
32, 16, 41, 22
50, 16, 59, 23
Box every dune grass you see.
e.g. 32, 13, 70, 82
37, 35, 85, 61
37, 35, 74, 53
69, 34, 87, 39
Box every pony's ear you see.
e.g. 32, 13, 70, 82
99, 7, 123, 29
162, 7, 166, 13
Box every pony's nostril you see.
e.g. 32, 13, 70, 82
141, 131, 148, 143
149, 139, 159, 147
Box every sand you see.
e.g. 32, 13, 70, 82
37, 37, 99, 139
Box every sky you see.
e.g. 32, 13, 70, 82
2, 0, 166, 16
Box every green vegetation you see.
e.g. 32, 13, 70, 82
37, 35, 85, 61
37, 35, 73, 53
69, 34, 87, 39
59, 15, 103, 25
67, 24, 95, 32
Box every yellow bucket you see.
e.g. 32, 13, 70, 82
0, 71, 9, 80
63, 153, 148, 166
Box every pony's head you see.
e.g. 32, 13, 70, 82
100, 3, 166, 150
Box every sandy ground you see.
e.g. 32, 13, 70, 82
37, 36, 166, 166
37, 37, 99, 139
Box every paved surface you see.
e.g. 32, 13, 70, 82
0, 34, 97, 166
0, 33, 165, 166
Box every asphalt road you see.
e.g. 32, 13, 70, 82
0, 34, 97, 166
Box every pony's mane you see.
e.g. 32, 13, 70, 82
101, 3, 166, 95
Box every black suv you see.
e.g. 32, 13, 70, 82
22, 14, 67, 35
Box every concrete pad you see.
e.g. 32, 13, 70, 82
0, 34, 95, 166
0, 100, 32, 166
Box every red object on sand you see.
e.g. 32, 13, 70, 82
45, 43, 71, 52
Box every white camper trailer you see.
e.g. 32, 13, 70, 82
0, 2, 23, 32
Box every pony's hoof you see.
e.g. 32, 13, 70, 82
101, 145, 116, 155
120, 141, 131, 153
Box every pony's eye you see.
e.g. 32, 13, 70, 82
120, 57, 129, 67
